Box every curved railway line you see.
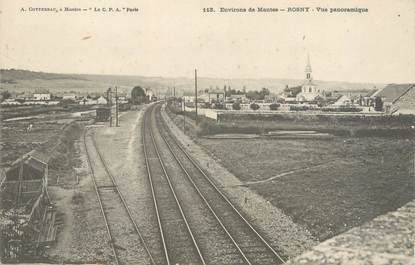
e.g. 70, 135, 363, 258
83, 102, 287, 265
142, 105, 207, 265
143, 103, 287, 265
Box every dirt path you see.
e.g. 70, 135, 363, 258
243, 160, 337, 185
161, 104, 319, 259
46, 129, 113, 264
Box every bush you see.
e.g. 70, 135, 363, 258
289, 105, 316, 111
321, 107, 362, 112
250, 103, 260, 110
232, 102, 241, 110
212, 102, 224, 109
269, 103, 280, 110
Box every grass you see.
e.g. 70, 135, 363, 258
198, 136, 414, 241
1, 104, 93, 120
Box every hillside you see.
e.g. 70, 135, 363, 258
0, 69, 384, 95
0, 69, 86, 82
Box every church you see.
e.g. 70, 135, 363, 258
296, 55, 324, 102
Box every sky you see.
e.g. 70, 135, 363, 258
0, 0, 414, 83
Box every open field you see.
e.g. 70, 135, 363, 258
1, 104, 93, 121
197, 136, 414, 241
1, 120, 65, 167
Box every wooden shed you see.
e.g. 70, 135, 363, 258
96, 107, 111, 122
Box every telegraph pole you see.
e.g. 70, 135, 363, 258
182, 96, 186, 134
195, 69, 198, 125
115, 86, 119, 127
108, 87, 112, 127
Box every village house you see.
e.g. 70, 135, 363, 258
33, 93, 51, 101
227, 94, 248, 103
78, 95, 108, 105
372, 83, 415, 114
208, 89, 225, 103
145, 88, 156, 101
62, 94, 77, 101
96, 96, 108, 105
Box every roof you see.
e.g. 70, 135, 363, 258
365, 89, 378, 97
27, 150, 50, 164
393, 85, 415, 114
228, 94, 247, 98
9, 150, 48, 168
6, 152, 47, 181
372, 84, 415, 103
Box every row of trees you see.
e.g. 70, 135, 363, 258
245, 87, 270, 100
232, 102, 280, 110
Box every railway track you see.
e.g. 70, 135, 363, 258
83, 102, 286, 265
152, 103, 287, 265
83, 130, 155, 265
143, 106, 207, 265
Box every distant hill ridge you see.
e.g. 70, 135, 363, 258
0, 69, 384, 94
0, 69, 86, 82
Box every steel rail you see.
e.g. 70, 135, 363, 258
146, 106, 207, 265
90, 135, 156, 265
83, 129, 120, 265
142, 110, 171, 265
158, 105, 287, 264
156, 115, 253, 265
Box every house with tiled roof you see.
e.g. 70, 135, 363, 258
391, 85, 415, 114
372, 84, 415, 114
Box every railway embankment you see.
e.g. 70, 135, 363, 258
286, 200, 415, 264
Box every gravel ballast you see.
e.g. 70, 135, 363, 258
93, 107, 165, 265
161, 105, 319, 258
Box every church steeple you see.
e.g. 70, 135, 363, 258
305, 53, 312, 81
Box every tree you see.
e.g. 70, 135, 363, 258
246, 91, 262, 101
1, 90, 11, 100
232, 102, 241, 110
284, 86, 302, 97
246, 88, 270, 101
225, 88, 237, 97
131, 86, 146, 105
250, 103, 260, 110
314, 96, 327, 107
261, 87, 270, 97
269, 103, 280, 110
